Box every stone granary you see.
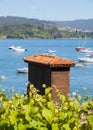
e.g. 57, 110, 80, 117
24, 54, 76, 101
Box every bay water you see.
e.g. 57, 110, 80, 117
0, 38, 93, 97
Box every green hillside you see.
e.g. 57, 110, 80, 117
0, 16, 93, 39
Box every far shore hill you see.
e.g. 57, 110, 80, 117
0, 16, 93, 39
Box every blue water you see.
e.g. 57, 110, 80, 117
0, 38, 93, 97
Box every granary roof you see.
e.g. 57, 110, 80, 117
24, 54, 76, 68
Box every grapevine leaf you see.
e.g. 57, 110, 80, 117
52, 123, 59, 130
42, 108, 53, 122
88, 115, 93, 126
63, 124, 70, 130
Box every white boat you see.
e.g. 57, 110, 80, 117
17, 67, 28, 73
0, 75, 7, 81
78, 56, 93, 63
12, 46, 27, 52
86, 53, 93, 57
75, 62, 87, 68
9, 45, 15, 49
75, 47, 85, 51
79, 48, 93, 53
47, 49, 56, 53
9, 45, 27, 52
44, 49, 56, 56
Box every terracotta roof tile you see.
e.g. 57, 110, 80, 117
24, 54, 76, 67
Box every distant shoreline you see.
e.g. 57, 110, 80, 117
0, 37, 93, 40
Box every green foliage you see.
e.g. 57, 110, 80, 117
0, 84, 93, 129
0, 16, 93, 39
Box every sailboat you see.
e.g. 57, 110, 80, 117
75, 34, 87, 52
78, 36, 93, 53
75, 46, 85, 51
75, 37, 85, 51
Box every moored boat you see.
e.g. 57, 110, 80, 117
75, 62, 87, 68
47, 49, 56, 53
9, 45, 15, 49
0, 75, 7, 81
17, 67, 28, 73
79, 48, 93, 53
75, 47, 85, 51
78, 55, 93, 63
9, 45, 27, 52
44, 49, 56, 56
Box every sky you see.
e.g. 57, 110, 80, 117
0, 0, 93, 21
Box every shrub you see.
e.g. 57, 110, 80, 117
0, 84, 93, 130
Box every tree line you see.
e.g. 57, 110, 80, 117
0, 23, 93, 39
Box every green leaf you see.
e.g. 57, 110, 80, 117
8, 110, 18, 125
48, 101, 55, 111
63, 124, 70, 130
88, 115, 93, 126
24, 104, 31, 114
29, 120, 44, 129
0, 120, 9, 127
18, 123, 27, 130
42, 108, 53, 122
73, 101, 80, 110
52, 123, 59, 130
36, 113, 42, 120
59, 112, 67, 120
40, 127, 48, 130
45, 88, 51, 95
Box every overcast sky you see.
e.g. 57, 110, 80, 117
0, 0, 93, 21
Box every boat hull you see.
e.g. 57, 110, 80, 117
17, 67, 28, 73
75, 47, 85, 51
78, 57, 93, 63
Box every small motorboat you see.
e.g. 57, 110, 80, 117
12, 47, 27, 52
17, 67, 28, 73
8, 45, 15, 49
9, 45, 27, 52
78, 55, 93, 63
0, 75, 7, 81
75, 62, 87, 68
79, 48, 93, 53
44, 49, 56, 56
47, 49, 56, 53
